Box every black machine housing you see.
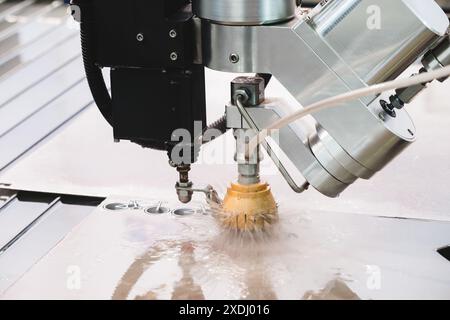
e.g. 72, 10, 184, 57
72, 0, 206, 163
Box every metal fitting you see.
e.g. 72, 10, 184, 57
231, 76, 265, 106
136, 33, 144, 42
176, 181, 194, 204
169, 29, 177, 38
422, 36, 450, 81
229, 53, 240, 64
174, 164, 193, 203
170, 52, 178, 61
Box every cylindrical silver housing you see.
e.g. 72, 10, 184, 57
423, 36, 450, 73
192, 0, 297, 25
201, 0, 448, 198
309, 0, 449, 85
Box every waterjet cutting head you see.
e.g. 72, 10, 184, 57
219, 182, 278, 233
71, 0, 450, 214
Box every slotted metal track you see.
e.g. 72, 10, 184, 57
0, 191, 103, 294
0, 0, 102, 295
0, 0, 94, 173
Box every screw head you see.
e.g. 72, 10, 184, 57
169, 29, 177, 38
170, 52, 178, 61
136, 33, 144, 42
229, 53, 240, 64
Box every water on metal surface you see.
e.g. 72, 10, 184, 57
1, 197, 450, 300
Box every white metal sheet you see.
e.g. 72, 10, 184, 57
0, 195, 52, 250
1, 197, 449, 300
0, 199, 95, 294
0, 36, 80, 105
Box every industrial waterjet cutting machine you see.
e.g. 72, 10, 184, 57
1, 0, 450, 300
70, 0, 450, 231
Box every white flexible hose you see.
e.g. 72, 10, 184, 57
249, 65, 450, 154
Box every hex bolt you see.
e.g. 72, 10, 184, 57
233, 89, 250, 105
229, 53, 240, 64
170, 52, 178, 61
231, 76, 265, 106
136, 33, 144, 42
169, 29, 177, 38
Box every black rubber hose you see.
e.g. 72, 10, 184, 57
73, 0, 113, 126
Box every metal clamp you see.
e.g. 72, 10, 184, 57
234, 96, 308, 193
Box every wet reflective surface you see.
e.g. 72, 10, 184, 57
2, 197, 450, 300
0, 0, 449, 301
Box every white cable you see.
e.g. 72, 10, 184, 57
249, 65, 450, 154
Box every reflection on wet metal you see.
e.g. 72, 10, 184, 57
111, 240, 278, 300
113, 241, 207, 300
106, 202, 450, 300
303, 279, 360, 300
112, 237, 281, 300
112, 243, 166, 300
171, 242, 205, 300
3, 196, 450, 300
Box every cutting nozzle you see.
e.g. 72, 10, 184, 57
218, 182, 278, 233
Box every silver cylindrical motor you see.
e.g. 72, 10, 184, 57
423, 36, 450, 77
192, 0, 298, 25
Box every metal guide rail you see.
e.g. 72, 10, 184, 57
0, 0, 92, 172
0, 1, 102, 293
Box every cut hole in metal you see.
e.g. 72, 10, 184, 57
104, 203, 128, 211
173, 208, 195, 216
437, 246, 450, 262
146, 206, 170, 214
